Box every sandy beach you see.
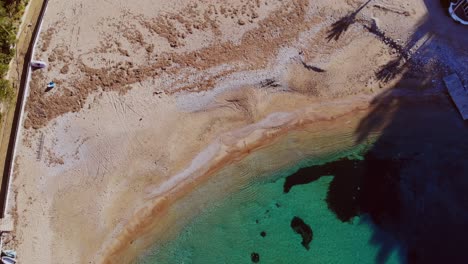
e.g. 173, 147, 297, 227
6, 0, 467, 263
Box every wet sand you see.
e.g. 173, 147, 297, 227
98, 95, 380, 263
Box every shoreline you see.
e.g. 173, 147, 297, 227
101, 89, 448, 263
98, 94, 382, 263
9, 0, 465, 263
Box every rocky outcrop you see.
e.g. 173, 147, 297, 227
290, 216, 313, 250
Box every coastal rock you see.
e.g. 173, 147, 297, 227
251, 252, 260, 263
290, 216, 313, 250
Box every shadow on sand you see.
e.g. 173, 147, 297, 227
326, 0, 373, 42
298, 1, 468, 263
343, 0, 468, 262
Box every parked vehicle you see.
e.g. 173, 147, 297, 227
30, 60, 47, 69
0, 251, 15, 259
1, 256, 16, 264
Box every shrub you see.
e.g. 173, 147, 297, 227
0, 63, 8, 77
0, 78, 14, 102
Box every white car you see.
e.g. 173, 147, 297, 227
30, 60, 47, 69
1, 256, 16, 264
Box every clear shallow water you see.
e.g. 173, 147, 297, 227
139, 151, 404, 264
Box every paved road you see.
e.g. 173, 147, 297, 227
0, 0, 49, 218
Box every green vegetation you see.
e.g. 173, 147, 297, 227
0, 0, 27, 103
0, 0, 28, 122
0, 78, 13, 101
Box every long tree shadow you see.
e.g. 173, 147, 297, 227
326, 0, 415, 83
362, 18, 418, 83
352, 80, 468, 263
326, 0, 458, 85
292, 1, 468, 263
353, 1, 468, 263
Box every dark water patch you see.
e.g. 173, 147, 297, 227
290, 216, 313, 250
251, 252, 260, 263
283, 157, 364, 222
140, 157, 403, 263
283, 158, 360, 194
283, 155, 405, 223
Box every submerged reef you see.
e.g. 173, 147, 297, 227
290, 216, 313, 250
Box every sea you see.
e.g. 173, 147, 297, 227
138, 143, 405, 264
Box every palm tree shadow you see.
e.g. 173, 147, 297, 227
320, 1, 468, 263
326, 15, 357, 42
326, 0, 373, 42
369, 26, 431, 83
285, 0, 467, 263
375, 59, 406, 83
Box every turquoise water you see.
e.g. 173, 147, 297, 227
139, 151, 404, 264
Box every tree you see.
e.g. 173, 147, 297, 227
0, 78, 14, 102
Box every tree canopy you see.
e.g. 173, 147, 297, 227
0, 0, 26, 77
